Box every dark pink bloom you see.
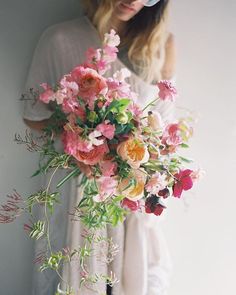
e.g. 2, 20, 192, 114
121, 198, 141, 212
157, 80, 177, 101
145, 195, 166, 216
173, 169, 193, 198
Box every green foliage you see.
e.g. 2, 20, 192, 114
40, 251, 68, 272
29, 221, 45, 240
26, 191, 60, 215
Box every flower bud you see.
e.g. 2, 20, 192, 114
116, 112, 129, 124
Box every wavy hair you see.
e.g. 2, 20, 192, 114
82, 0, 170, 83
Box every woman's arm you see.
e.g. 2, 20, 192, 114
161, 33, 176, 80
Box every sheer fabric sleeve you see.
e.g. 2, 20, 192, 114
23, 27, 64, 121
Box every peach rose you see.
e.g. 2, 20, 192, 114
75, 142, 109, 165
117, 138, 149, 169
118, 169, 147, 201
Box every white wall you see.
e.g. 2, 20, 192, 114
163, 1, 236, 295
0, 1, 81, 294
0, 1, 235, 295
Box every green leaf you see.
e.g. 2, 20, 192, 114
56, 167, 81, 188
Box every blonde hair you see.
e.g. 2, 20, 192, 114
82, 0, 170, 83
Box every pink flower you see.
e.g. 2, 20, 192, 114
75, 142, 109, 165
99, 160, 117, 177
121, 198, 141, 212
157, 80, 177, 101
62, 99, 86, 119
145, 172, 167, 195
173, 169, 193, 198
62, 131, 93, 156
104, 29, 120, 47
93, 176, 118, 202
103, 45, 118, 63
39, 83, 55, 103
162, 123, 183, 147
96, 121, 115, 140
70, 66, 108, 100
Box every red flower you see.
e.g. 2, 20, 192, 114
145, 195, 166, 216
121, 198, 141, 212
173, 169, 193, 198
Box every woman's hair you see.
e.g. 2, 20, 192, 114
82, 0, 170, 83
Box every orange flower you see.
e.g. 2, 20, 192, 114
117, 137, 149, 169
118, 169, 147, 201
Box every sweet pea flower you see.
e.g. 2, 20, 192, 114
173, 169, 193, 198
99, 160, 117, 177
113, 68, 131, 82
93, 176, 118, 202
121, 198, 141, 212
145, 195, 166, 216
145, 172, 167, 195
104, 29, 120, 47
62, 131, 93, 156
157, 80, 177, 101
162, 123, 183, 147
88, 130, 104, 146
96, 121, 115, 140
39, 83, 56, 103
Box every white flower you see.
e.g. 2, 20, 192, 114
88, 130, 104, 146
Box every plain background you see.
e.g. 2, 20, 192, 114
0, 0, 235, 294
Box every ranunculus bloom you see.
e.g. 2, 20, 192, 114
121, 198, 141, 212
157, 80, 177, 101
145, 195, 166, 216
70, 66, 108, 100
117, 138, 149, 169
118, 169, 147, 201
96, 121, 115, 140
173, 169, 193, 198
75, 142, 109, 165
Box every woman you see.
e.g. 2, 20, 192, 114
23, 1, 176, 294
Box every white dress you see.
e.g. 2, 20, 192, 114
23, 16, 173, 295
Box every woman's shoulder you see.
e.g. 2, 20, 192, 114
39, 16, 91, 45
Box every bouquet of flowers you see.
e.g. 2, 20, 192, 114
0, 30, 200, 294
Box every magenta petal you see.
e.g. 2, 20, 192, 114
173, 182, 183, 198
181, 169, 193, 177
182, 176, 193, 191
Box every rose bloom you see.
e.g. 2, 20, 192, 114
118, 169, 147, 201
75, 142, 109, 166
117, 137, 149, 169
70, 66, 108, 100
